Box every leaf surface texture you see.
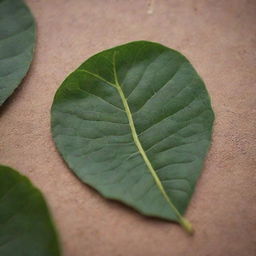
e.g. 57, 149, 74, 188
0, 0, 35, 105
0, 165, 61, 256
51, 41, 214, 231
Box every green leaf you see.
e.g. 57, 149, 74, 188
51, 41, 214, 233
0, 0, 36, 106
0, 165, 61, 256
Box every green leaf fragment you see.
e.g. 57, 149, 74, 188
0, 0, 36, 105
51, 41, 214, 233
0, 165, 61, 256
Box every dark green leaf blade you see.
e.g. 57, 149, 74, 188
0, 165, 61, 256
0, 0, 36, 106
51, 41, 214, 233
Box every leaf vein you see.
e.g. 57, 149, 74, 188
132, 61, 186, 114
55, 109, 129, 125
77, 69, 116, 88
126, 51, 167, 99
76, 84, 125, 112
138, 92, 198, 136
112, 51, 185, 225
144, 110, 208, 153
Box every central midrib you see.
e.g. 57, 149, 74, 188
79, 53, 193, 233
112, 53, 193, 233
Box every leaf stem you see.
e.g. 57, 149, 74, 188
180, 217, 194, 235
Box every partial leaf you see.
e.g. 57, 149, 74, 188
51, 41, 214, 233
0, 165, 61, 256
0, 0, 36, 105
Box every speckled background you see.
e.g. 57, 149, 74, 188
0, 0, 255, 255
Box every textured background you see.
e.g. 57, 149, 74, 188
0, 0, 255, 255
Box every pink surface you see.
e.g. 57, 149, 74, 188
0, 0, 255, 255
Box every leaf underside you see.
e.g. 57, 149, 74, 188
51, 41, 214, 231
0, 0, 35, 106
0, 165, 60, 256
